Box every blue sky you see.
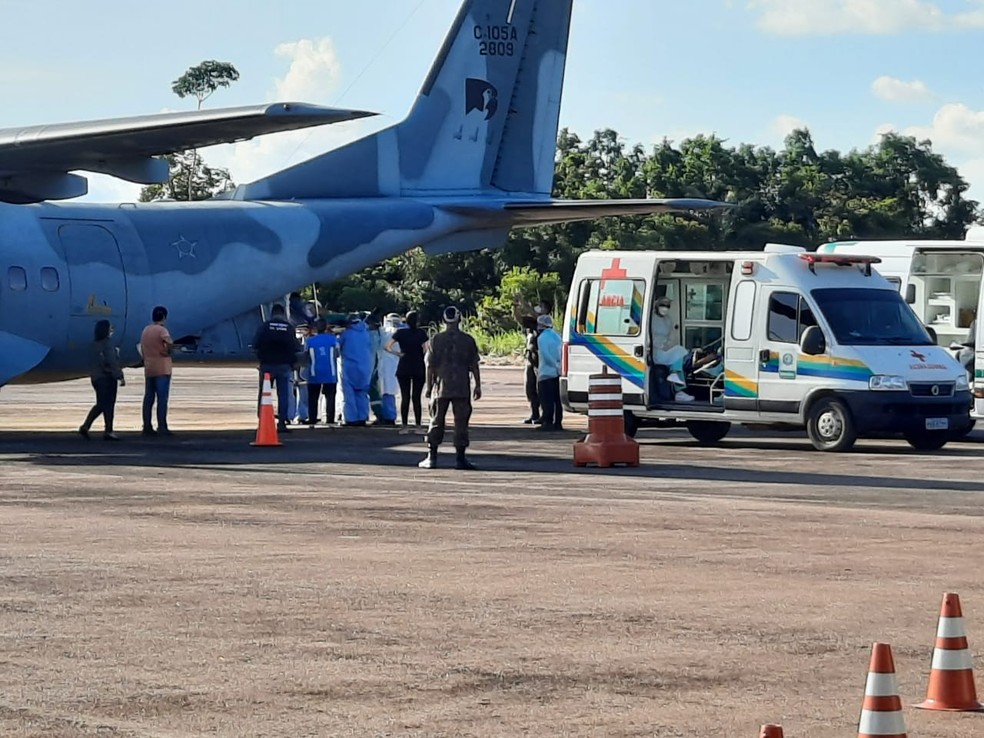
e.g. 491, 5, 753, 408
2, 0, 984, 204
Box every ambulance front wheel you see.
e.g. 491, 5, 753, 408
903, 432, 949, 451
806, 397, 857, 452
686, 420, 731, 444
623, 411, 639, 438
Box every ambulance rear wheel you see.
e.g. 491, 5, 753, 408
623, 411, 639, 438
686, 420, 730, 444
903, 432, 949, 451
806, 397, 857, 452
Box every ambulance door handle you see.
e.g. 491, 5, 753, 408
758, 349, 771, 364
633, 345, 644, 358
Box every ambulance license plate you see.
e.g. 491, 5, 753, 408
925, 418, 949, 430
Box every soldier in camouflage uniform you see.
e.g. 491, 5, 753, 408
419, 306, 482, 470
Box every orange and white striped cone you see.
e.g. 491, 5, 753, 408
858, 643, 907, 738
573, 367, 639, 468
759, 725, 784, 738
251, 373, 282, 447
915, 592, 984, 711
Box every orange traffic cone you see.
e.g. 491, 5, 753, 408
251, 373, 282, 447
858, 643, 907, 738
573, 368, 639, 468
759, 725, 784, 738
915, 592, 984, 711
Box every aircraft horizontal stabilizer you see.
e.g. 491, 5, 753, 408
0, 103, 376, 203
441, 198, 732, 227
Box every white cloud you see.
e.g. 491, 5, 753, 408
958, 158, 984, 204
77, 173, 142, 203
205, 35, 379, 187
77, 35, 380, 200
874, 104, 984, 203
871, 76, 935, 103
770, 113, 809, 141
904, 103, 984, 156
746, 0, 984, 36
272, 38, 342, 101
872, 122, 897, 144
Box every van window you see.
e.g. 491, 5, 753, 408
577, 278, 646, 336
767, 292, 816, 343
685, 283, 724, 321
731, 281, 756, 341
812, 288, 933, 346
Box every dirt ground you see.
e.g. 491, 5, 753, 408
1, 367, 984, 736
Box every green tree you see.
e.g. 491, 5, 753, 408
171, 60, 240, 109
140, 60, 241, 202
313, 126, 981, 329
475, 266, 563, 333
138, 151, 234, 202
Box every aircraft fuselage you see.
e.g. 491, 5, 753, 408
0, 198, 468, 385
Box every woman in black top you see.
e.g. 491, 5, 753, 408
79, 319, 125, 441
386, 310, 429, 430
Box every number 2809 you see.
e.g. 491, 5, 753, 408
479, 41, 514, 56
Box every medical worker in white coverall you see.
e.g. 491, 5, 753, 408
376, 313, 402, 424
650, 296, 694, 402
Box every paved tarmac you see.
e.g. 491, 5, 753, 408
3, 367, 984, 737
1, 366, 983, 517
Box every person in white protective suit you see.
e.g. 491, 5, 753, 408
650, 296, 694, 402
376, 313, 403, 424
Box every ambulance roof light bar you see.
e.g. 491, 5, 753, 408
800, 253, 882, 276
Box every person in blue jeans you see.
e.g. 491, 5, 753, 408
305, 318, 339, 425
139, 305, 174, 437
535, 314, 564, 431
253, 303, 302, 433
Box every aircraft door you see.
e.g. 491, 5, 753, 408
58, 223, 128, 343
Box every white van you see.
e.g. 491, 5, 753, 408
817, 239, 984, 419
561, 244, 972, 451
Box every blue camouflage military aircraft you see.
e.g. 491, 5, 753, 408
0, 0, 725, 386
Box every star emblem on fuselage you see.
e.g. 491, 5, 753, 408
171, 235, 197, 259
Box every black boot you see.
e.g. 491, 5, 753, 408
455, 448, 476, 471
418, 446, 438, 469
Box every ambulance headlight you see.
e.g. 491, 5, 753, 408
956, 374, 970, 392
869, 375, 908, 391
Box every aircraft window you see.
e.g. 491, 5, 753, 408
7, 266, 27, 291
580, 278, 645, 336
40, 267, 60, 292
767, 292, 815, 343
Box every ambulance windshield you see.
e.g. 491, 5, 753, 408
811, 288, 934, 346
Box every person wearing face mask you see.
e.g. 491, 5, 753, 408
651, 296, 694, 402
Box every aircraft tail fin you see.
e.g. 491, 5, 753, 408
236, 0, 574, 201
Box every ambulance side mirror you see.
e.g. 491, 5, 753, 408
800, 326, 826, 356
905, 284, 916, 304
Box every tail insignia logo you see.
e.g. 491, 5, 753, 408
465, 78, 498, 120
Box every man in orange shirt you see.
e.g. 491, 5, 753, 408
140, 305, 174, 437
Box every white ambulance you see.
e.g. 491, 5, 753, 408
561, 244, 972, 451
817, 239, 984, 419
